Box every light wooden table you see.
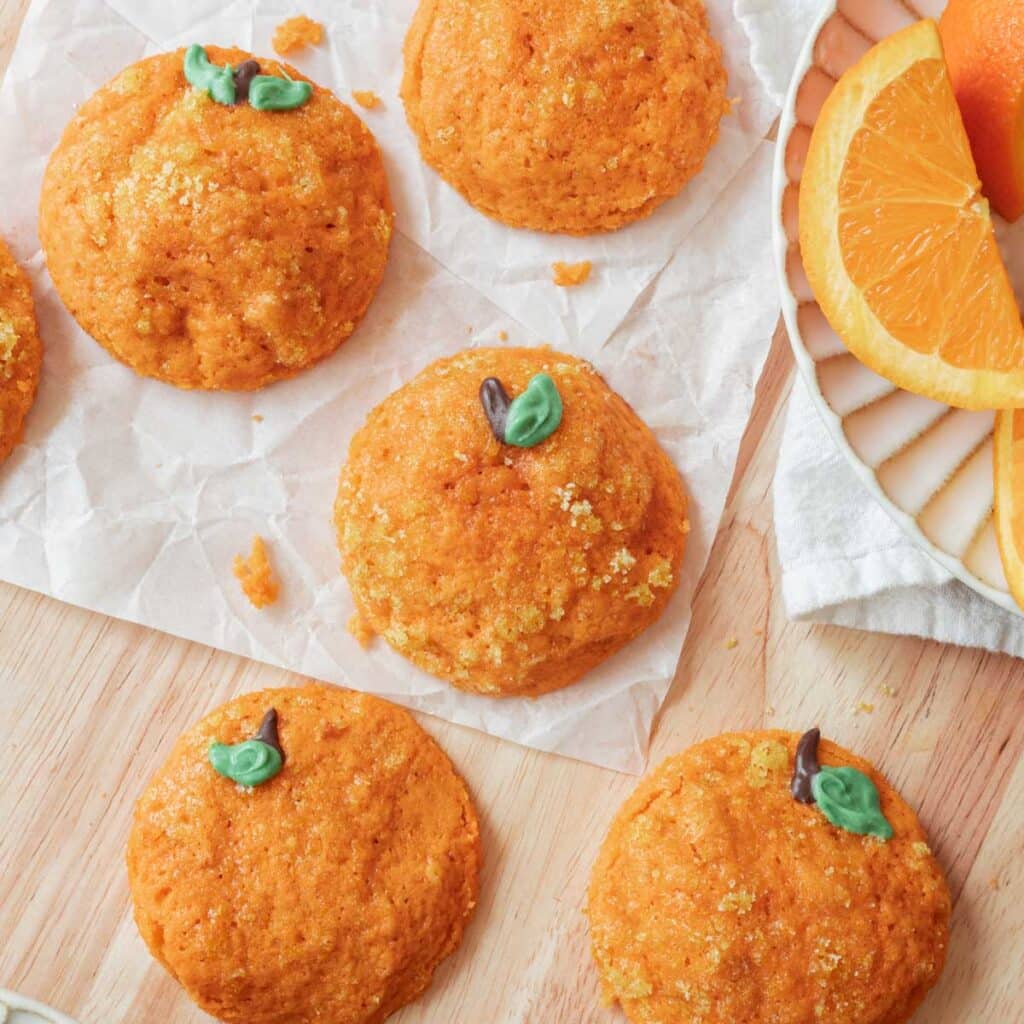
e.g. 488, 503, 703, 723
0, 3, 1021, 1021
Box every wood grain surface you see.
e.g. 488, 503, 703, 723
0, 3, 1021, 1021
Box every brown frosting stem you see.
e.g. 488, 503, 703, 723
791, 727, 821, 804
255, 708, 284, 761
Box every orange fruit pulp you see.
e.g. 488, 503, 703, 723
800, 19, 1024, 409
941, 0, 1024, 223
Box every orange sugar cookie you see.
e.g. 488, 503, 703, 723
335, 347, 688, 697
127, 684, 481, 1024
40, 46, 392, 391
588, 729, 951, 1024
0, 239, 42, 463
401, 0, 728, 234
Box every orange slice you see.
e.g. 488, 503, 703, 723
993, 408, 1024, 607
800, 19, 1024, 410
941, 0, 1024, 223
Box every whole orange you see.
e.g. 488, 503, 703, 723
941, 0, 1024, 221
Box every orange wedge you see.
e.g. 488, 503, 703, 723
941, 0, 1024, 223
800, 19, 1024, 410
993, 408, 1024, 607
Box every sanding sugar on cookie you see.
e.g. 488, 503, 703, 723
401, 0, 728, 234
335, 346, 689, 698
588, 729, 951, 1024
40, 46, 392, 391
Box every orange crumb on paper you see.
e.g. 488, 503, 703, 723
233, 535, 280, 609
348, 611, 374, 648
252, 414, 264, 423
353, 90, 382, 110
498, 330, 509, 341
552, 261, 592, 287
272, 15, 324, 55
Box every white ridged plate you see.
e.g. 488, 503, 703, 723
772, 0, 1020, 615
0, 991, 78, 1024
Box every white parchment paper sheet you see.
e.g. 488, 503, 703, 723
0, 0, 779, 772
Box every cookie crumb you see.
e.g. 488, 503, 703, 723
353, 90, 382, 110
552, 261, 592, 287
854, 701, 875, 715
252, 413, 264, 423
348, 611, 374, 648
879, 684, 897, 698
273, 15, 325, 55
724, 637, 739, 650
499, 330, 509, 341
233, 535, 280, 609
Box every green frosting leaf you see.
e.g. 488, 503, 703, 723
209, 738, 282, 787
811, 766, 894, 840
184, 44, 236, 105
504, 374, 563, 448
248, 75, 314, 112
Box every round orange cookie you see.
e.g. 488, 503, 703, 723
401, 0, 729, 234
40, 47, 392, 391
588, 730, 951, 1024
127, 684, 480, 1024
335, 347, 688, 697
0, 239, 42, 462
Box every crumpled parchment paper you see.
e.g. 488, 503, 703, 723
0, 0, 780, 772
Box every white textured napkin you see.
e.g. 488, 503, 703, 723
774, 378, 1024, 656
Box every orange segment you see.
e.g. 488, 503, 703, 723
800, 19, 1024, 409
994, 408, 1024, 609
941, 0, 1024, 223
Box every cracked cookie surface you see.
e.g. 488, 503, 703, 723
588, 731, 951, 1024
40, 47, 391, 390
335, 347, 688, 697
127, 683, 480, 1024
401, 0, 728, 234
